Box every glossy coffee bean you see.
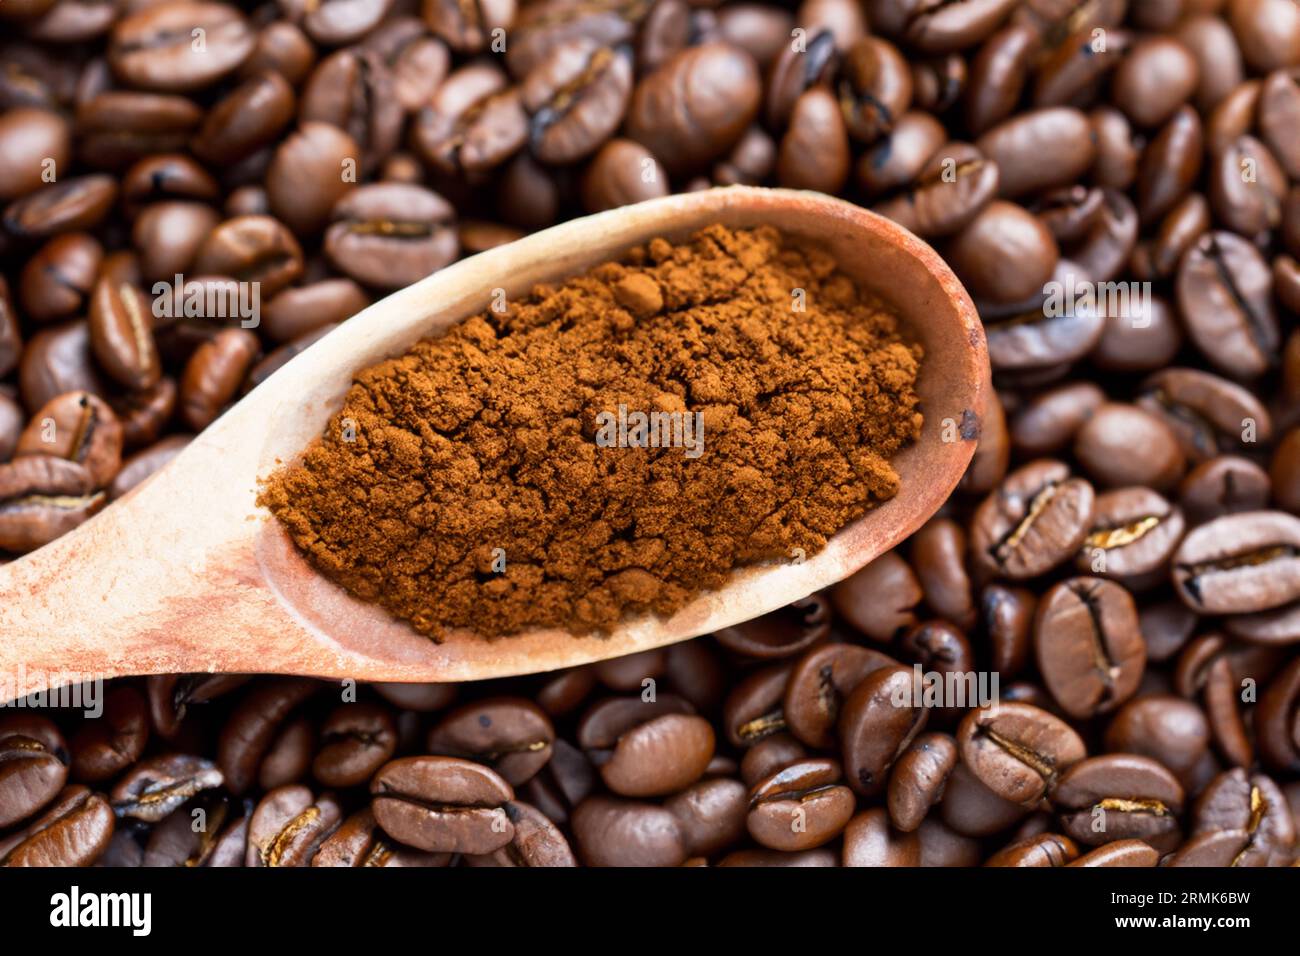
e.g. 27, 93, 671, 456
1139, 367, 1273, 462
746, 757, 855, 851
571, 794, 686, 867
523, 41, 632, 165
0, 786, 114, 867
3, 174, 116, 240
663, 777, 748, 858
266, 122, 359, 237
413, 61, 527, 176
246, 785, 342, 867
427, 696, 553, 786
1077, 487, 1185, 584
713, 595, 829, 659
626, 42, 760, 174
19, 232, 101, 323
945, 200, 1058, 305
371, 756, 514, 855
0, 106, 70, 201
976, 108, 1094, 199
179, 328, 259, 430
110, 753, 224, 822
831, 550, 922, 641
0, 716, 68, 828
971, 459, 1095, 579
68, 685, 149, 783
1034, 577, 1145, 719
782, 642, 895, 748
324, 184, 458, 290
1073, 403, 1185, 492
1052, 754, 1184, 852
910, 518, 975, 628
108, 2, 255, 93
839, 663, 928, 796
16, 390, 122, 487
0, 454, 104, 552
88, 277, 161, 391
311, 703, 397, 789
957, 702, 1085, 806
886, 732, 957, 832
1177, 231, 1279, 381
1173, 511, 1300, 615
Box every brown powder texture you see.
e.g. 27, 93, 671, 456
259, 225, 922, 638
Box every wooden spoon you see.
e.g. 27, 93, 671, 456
0, 187, 986, 699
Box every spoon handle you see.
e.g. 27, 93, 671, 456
0, 439, 294, 700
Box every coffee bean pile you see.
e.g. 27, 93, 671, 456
2, 0, 1300, 866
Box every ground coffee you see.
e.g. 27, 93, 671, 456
261, 225, 922, 638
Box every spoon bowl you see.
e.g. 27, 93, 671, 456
0, 187, 986, 699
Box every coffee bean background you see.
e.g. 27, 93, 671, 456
2, 0, 1300, 867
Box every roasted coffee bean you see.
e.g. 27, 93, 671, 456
413, 61, 528, 176
300, 48, 402, 176
0, 716, 68, 828
1173, 511, 1300, 615
311, 806, 448, 867
886, 732, 957, 832
1052, 754, 1184, 852
266, 122, 359, 237
626, 42, 760, 174
19, 232, 101, 324
714, 595, 829, 660
74, 92, 204, 171
309, 703, 397, 789
1210, 135, 1287, 238
831, 550, 923, 641
1139, 367, 1273, 463
910, 518, 975, 629
3, 174, 116, 239
0, 106, 71, 201
985, 832, 1078, 867
1106, 695, 1210, 790
1077, 487, 1184, 585
1191, 767, 1295, 866
579, 694, 713, 797
110, 754, 223, 822
1011, 382, 1104, 457
15, 390, 122, 487
747, 757, 854, 851
983, 583, 1035, 678
246, 785, 342, 867
783, 642, 895, 748
1112, 35, 1199, 128
940, 758, 1028, 836
946, 200, 1058, 305
663, 777, 747, 857
580, 138, 668, 212
88, 278, 161, 391
1257, 655, 1300, 773
427, 697, 553, 786
216, 678, 316, 795
971, 459, 1095, 579
571, 794, 686, 867
1177, 231, 1279, 381
841, 806, 920, 866
854, 110, 944, 198
957, 702, 1085, 806
523, 41, 633, 165
121, 155, 220, 214
371, 756, 513, 855
965, 23, 1038, 135
839, 664, 928, 796
0, 454, 104, 552
179, 327, 260, 430
192, 70, 296, 167
142, 793, 249, 867
872, 141, 999, 239
1073, 403, 1185, 492
68, 686, 148, 783
194, 215, 303, 299
108, 2, 255, 92
324, 184, 458, 290
837, 36, 911, 144
131, 201, 220, 286
0, 786, 114, 867
464, 800, 577, 867
778, 87, 851, 193
1181, 456, 1272, 525
977, 108, 1094, 200
1034, 577, 1145, 719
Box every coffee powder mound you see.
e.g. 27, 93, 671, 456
260, 225, 922, 638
